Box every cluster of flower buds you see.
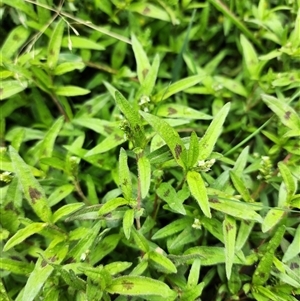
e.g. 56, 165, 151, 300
139, 95, 151, 112
257, 156, 273, 181
0, 171, 13, 183
195, 158, 216, 172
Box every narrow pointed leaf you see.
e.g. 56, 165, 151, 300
55, 86, 90, 96
99, 198, 129, 216
0, 80, 28, 100
262, 209, 285, 233
198, 102, 230, 161
123, 209, 135, 239
153, 75, 205, 103
140, 111, 187, 168
262, 94, 300, 134
149, 251, 177, 274
282, 224, 300, 263
278, 161, 297, 201
137, 155, 151, 199
187, 170, 211, 218
47, 19, 65, 69
119, 148, 132, 200
9, 146, 52, 222
223, 215, 237, 280
230, 171, 254, 202
115, 90, 146, 148
187, 131, 200, 168
131, 33, 151, 84
236, 220, 254, 251
106, 276, 173, 298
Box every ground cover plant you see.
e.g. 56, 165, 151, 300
0, 0, 300, 300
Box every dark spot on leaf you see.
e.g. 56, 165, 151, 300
259, 271, 265, 278
97, 160, 103, 165
174, 144, 182, 159
168, 107, 177, 116
289, 75, 295, 81
49, 255, 57, 262
104, 125, 113, 134
114, 134, 123, 141
0, 88, 3, 95
65, 257, 75, 264
41, 259, 48, 267
143, 6, 151, 14
29, 187, 42, 204
122, 179, 128, 186
49, 49, 55, 56
12, 34, 20, 41
209, 198, 220, 203
164, 189, 170, 198
4, 202, 14, 211
225, 223, 233, 232
290, 262, 299, 269
142, 68, 149, 78
86, 105, 92, 113
122, 280, 134, 290
284, 111, 291, 120
244, 220, 250, 225
10, 256, 22, 261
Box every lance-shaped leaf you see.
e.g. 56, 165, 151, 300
230, 171, 254, 203
131, 33, 151, 84
119, 148, 132, 200
47, 18, 65, 69
262, 94, 300, 135
115, 90, 146, 148
236, 220, 254, 251
9, 146, 52, 222
198, 102, 230, 161
123, 209, 135, 240
55, 85, 90, 96
223, 215, 237, 279
153, 75, 205, 103
0, 25, 30, 59
282, 224, 300, 263
137, 155, 151, 199
0, 80, 28, 100
148, 250, 177, 274
278, 161, 296, 202
187, 131, 200, 168
106, 275, 175, 298
187, 170, 211, 218
0, 258, 34, 275
99, 198, 129, 216
137, 53, 160, 98
22, 241, 69, 301
262, 209, 285, 233
4, 222, 46, 252
252, 225, 286, 285
140, 111, 187, 168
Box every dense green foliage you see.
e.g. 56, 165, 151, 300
0, 0, 300, 300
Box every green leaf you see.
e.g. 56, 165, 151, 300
131, 33, 151, 84
131, 227, 150, 253
157, 104, 212, 120
21, 241, 69, 301
236, 220, 254, 251
0, 25, 30, 59
187, 259, 201, 287
52, 203, 85, 223
123, 209, 135, 239
137, 155, 151, 199
223, 215, 237, 279
48, 184, 74, 207
153, 75, 205, 103
262, 209, 285, 233
3, 222, 46, 252
137, 53, 160, 97
54, 62, 85, 75
1, 0, 37, 20
198, 102, 230, 161
61, 36, 105, 50
282, 224, 300, 263
201, 216, 224, 243
148, 250, 177, 274
106, 276, 174, 298
47, 19, 65, 69
0, 80, 28, 100
119, 148, 132, 200
187, 171, 211, 218
278, 161, 297, 202
152, 217, 193, 240
214, 75, 248, 97
252, 225, 286, 285
9, 146, 52, 222
115, 90, 146, 148
99, 198, 129, 216
230, 171, 254, 202
187, 131, 200, 168
208, 188, 263, 222
140, 111, 187, 168
262, 94, 300, 134
105, 261, 132, 276
0, 258, 34, 275
157, 182, 186, 215
54, 85, 90, 96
